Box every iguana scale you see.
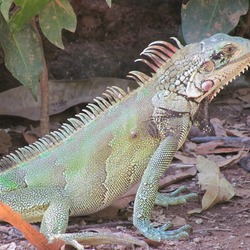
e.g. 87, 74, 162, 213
0, 33, 250, 249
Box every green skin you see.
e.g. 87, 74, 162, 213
0, 34, 250, 249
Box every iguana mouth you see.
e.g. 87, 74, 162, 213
198, 54, 250, 102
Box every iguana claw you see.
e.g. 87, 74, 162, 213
155, 185, 198, 207
136, 219, 191, 242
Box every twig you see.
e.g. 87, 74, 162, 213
31, 18, 50, 136
68, 221, 134, 231
194, 228, 231, 233
191, 136, 249, 143
192, 214, 210, 220
236, 208, 250, 214
39, 58, 50, 136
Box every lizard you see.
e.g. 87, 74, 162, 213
0, 33, 250, 249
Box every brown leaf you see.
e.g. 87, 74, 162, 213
159, 166, 197, 189
195, 139, 249, 155
210, 118, 227, 137
0, 202, 64, 250
174, 151, 197, 165
207, 150, 247, 167
22, 131, 39, 144
0, 78, 136, 120
225, 128, 247, 137
189, 156, 235, 214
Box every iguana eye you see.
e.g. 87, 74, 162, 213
199, 60, 214, 74
222, 44, 236, 55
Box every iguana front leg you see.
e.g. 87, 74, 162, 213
133, 91, 195, 241
134, 136, 191, 241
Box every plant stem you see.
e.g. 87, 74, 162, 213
40, 57, 50, 136
32, 18, 50, 136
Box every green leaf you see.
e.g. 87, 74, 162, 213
0, 0, 13, 22
181, 0, 249, 43
39, 0, 76, 49
0, 14, 43, 97
10, 0, 52, 29
105, 0, 112, 7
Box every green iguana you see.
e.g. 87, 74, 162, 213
0, 33, 250, 249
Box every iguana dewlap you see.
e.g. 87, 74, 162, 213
0, 33, 250, 249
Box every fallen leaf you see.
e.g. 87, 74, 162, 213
195, 139, 250, 155
0, 78, 136, 120
226, 128, 247, 137
22, 131, 39, 144
208, 150, 247, 167
188, 156, 235, 214
174, 151, 197, 165
210, 118, 227, 137
159, 166, 197, 189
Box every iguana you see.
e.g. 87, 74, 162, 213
0, 33, 250, 249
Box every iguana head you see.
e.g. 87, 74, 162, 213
130, 33, 250, 104
128, 33, 250, 131
179, 33, 250, 102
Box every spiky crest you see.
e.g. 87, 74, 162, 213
127, 40, 179, 85
0, 38, 180, 170
0, 86, 130, 170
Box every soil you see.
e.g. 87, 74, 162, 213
0, 0, 249, 250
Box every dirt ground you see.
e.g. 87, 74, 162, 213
0, 0, 249, 249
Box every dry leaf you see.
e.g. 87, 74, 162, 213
210, 118, 227, 137
22, 131, 39, 144
174, 151, 197, 165
195, 139, 249, 155
225, 128, 247, 137
207, 150, 247, 167
159, 166, 197, 189
189, 156, 235, 214
0, 202, 64, 250
0, 78, 136, 120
